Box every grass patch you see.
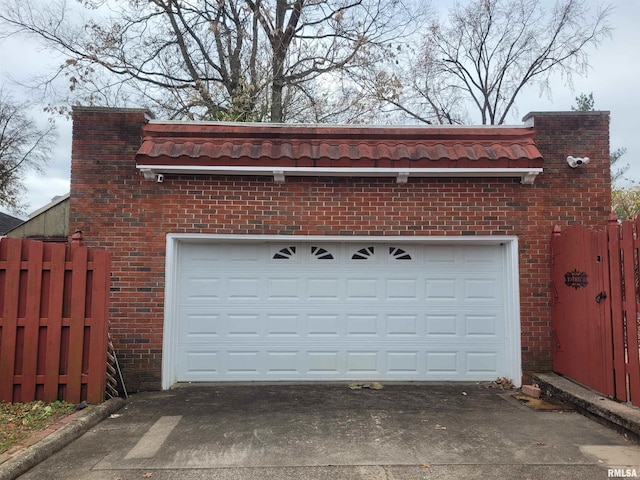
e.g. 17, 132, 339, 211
0, 401, 75, 454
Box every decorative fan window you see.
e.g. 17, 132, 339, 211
273, 246, 297, 260
351, 247, 375, 260
311, 246, 334, 260
389, 247, 412, 260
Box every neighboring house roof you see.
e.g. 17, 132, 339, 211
136, 123, 544, 184
28, 193, 70, 219
0, 212, 24, 235
3, 193, 69, 240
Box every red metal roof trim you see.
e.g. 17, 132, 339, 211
135, 123, 543, 170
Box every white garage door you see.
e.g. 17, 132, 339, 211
174, 241, 514, 382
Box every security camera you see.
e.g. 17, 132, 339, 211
567, 156, 590, 168
155, 173, 164, 183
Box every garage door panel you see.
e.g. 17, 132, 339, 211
307, 314, 340, 336
182, 276, 222, 302
226, 314, 261, 337
175, 242, 512, 381
227, 351, 261, 375
462, 245, 503, 265
385, 279, 418, 299
464, 278, 501, 301
425, 279, 457, 300
266, 314, 301, 337
466, 351, 500, 373
465, 314, 500, 337
346, 351, 379, 373
308, 351, 341, 375
425, 314, 458, 336
346, 314, 380, 336
423, 246, 456, 264
307, 278, 340, 299
346, 278, 379, 299
426, 351, 458, 373
265, 351, 301, 374
267, 278, 300, 299
387, 351, 420, 373
182, 350, 221, 377
179, 311, 221, 342
227, 278, 261, 299
386, 314, 419, 336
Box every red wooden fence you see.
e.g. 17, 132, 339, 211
606, 216, 640, 406
0, 237, 110, 404
551, 215, 640, 407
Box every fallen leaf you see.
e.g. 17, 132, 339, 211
143, 473, 153, 478
349, 382, 383, 390
422, 464, 431, 468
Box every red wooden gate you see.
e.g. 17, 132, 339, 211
0, 237, 110, 404
551, 216, 640, 407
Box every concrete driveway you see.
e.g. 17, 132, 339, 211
15, 383, 640, 479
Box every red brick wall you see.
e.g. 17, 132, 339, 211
70, 107, 611, 391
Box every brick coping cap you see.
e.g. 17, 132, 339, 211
522, 110, 610, 123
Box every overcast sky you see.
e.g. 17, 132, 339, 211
0, 0, 638, 219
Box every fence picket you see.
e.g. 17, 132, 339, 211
0, 239, 22, 402
43, 243, 66, 402
87, 250, 110, 404
21, 241, 44, 401
67, 247, 88, 403
619, 220, 640, 406
607, 218, 627, 400
626, 219, 640, 404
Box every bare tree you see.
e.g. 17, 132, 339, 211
571, 92, 630, 186
0, 90, 56, 214
382, 0, 612, 125
0, 0, 420, 123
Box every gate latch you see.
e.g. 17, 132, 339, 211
595, 291, 607, 303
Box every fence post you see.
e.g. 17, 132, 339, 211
71, 230, 84, 247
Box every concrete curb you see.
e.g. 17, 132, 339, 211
0, 397, 126, 480
533, 373, 640, 440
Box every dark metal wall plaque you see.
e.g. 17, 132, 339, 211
564, 269, 588, 289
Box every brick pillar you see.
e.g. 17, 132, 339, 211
519, 111, 611, 378
69, 107, 160, 392
524, 111, 611, 226
70, 107, 153, 239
